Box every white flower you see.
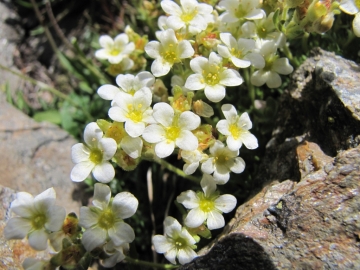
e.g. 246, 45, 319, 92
95, 34, 135, 64
218, 0, 263, 23
145, 29, 194, 77
142, 102, 200, 158
152, 216, 197, 265
250, 41, 293, 88
108, 88, 154, 138
161, 0, 214, 35
216, 104, 258, 151
201, 140, 245, 183
181, 149, 206, 175
177, 174, 237, 230
185, 52, 243, 102
101, 241, 129, 268
217, 33, 264, 69
79, 183, 138, 251
4, 188, 66, 251
22, 258, 48, 270
71, 122, 117, 183
339, 0, 360, 36
171, 75, 192, 94
98, 71, 155, 101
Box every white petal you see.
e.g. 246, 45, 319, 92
353, 13, 360, 37
217, 44, 232, 58
71, 143, 90, 163
92, 162, 115, 183
153, 102, 174, 127
246, 52, 265, 69
109, 222, 135, 245
221, 104, 237, 121
204, 84, 226, 103
201, 174, 217, 197
206, 211, 225, 230
164, 247, 177, 264
142, 125, 166, 143
213, 170, 230, 183
161, 0, 182, 16
164, 216, 182, 237
84, 122, 103, 148
112, 192, 139, 219
92, 183, 111, 210
231, 57, 251, 68
227, 136, 242, 151
272, 58, 293, 75
183, 162, 199, 175
108, 106, 127, 123
189, 56, 208, 74
97, 85, 120, 100
201, 158, 214, 174
145, 41, 161, 58
28, 229, 48, 251
125, 120, 145, 138
176, 131, 198, 151
4, 217, 31, 239
99, 138, 117, 160
82, 227, 107, 251
155, 140, 175, 158
266, 72, 282, 88
45, 205, 66, 231
177, 190, 199, 209
230, 157, 246, 173
10, 192, 33, 217
251, 70, 269, 87
79, 206, 99, 229
71, 161, 94, 182
178, 40, 195, 59
215, 194, 237, 213
179, 111, 200, 130
245, 9, 264, 20
220, 69, 243, 86
177, 247, 197, 265
152, 235, 173, 253
185, 208, 206, 228
151, 59, 172, 77
185, 74, 206, 90
121, 136, 143, 159
339, 0, 359, 14
99, 35, 114, 49
240, 132, 258, 149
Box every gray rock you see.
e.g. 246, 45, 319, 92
179, 49, 360, 269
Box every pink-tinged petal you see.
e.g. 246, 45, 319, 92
201, 174, 217, 197
72, 143, 90, 163
153, 103, 174, 127
178, 111, 200, 130
92, 183, 111, 210
28, 229, 49, 251
177, 190, 199, 209
201, 158, 214, 174
164, 216, 182, 236
99, 138, 117, 160
82, 227, 107, 251
164, 247, 177, 264
112, 192, 139, 219
121, 136, 143, 159
4, 217, 31, 239
178, 247, 197, 265
185, 208, 206, 228
230, 157, 246, 173
142, 124, 166, 143
71, 161, 94, 182
109, 221, 135, 246
152, 235, 173, 253
215, 194, 237, 213
176, 130, 198, 151
178, 40, 194, 59
266, 72, 282, 88
189, 56, 208, 74
45, 205, 66, 231
204, 84, 226, 103
79, 206, 99, 229
97, 84, 120, 100
84, 122, 103, 147
92, 162, 115, 183
151, 59, 172, 77
206, 211, 225, 230
155, 140, 175, 158
220, 69, 243, 86
240, 132, 258, 149
125, 120, 145, 138
161, 0, 182, 16
145, 41, 161, 58
99, 35, 114, 49
185, 74, 206, 90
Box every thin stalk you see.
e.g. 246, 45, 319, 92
125, 256, 178, 269
0, 64, 92, 120
143, 156, 200, 184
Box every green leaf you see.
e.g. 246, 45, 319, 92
33, 110, 62, 124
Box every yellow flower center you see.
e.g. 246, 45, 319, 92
89, 148, 103, 164
234, 7, 247, 19
203, 65, 221, 85
162, 44, 179, 64
109, 48, 121, 56
98, 209, 116, 230
173, 236, 187, 250
31, 213, 47, 230
230, 47, 244, 59
126, 104, 143, 123
263, 54, 278, 72
166, 126, 181, 141
229, 123, 240, 140
356, 0, 360, 8
199, 198, 215, 213
180, 9, 198, 23
214, 153, 229, 165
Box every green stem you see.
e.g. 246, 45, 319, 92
143, 156, 200, 184
243, 68, 255, 106
0, 64, 92, 120
125, 256, 178, 269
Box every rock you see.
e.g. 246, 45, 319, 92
179, 49, 360, 269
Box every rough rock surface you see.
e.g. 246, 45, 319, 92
179, 50, 360, 269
